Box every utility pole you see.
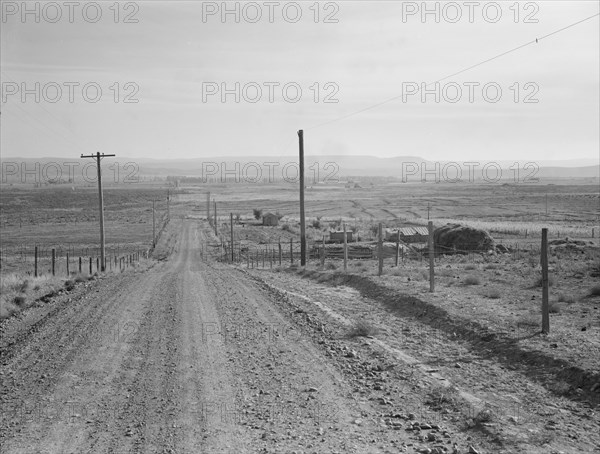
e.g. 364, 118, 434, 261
298, 129, 306, 266
207, 192, 211, 223
343, 223, 348, 271
167, 189, 170, 221
541, 228, 549, 333
81, 152, 115, 271
152, 199, 156, 247
213, 200, 218, 236
230, 212, 235, 262
428, 221, 435, 292
427, 202, 431, 220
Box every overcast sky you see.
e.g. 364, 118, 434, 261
1, 1, 598, 161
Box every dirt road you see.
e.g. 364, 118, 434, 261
1, 219, 416, 453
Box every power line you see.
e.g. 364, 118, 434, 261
1, 70, 92, 152
1, 92, 84, 151
307, 12, 599, 131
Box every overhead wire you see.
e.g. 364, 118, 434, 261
306, 12, 600, 131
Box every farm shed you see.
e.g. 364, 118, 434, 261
329, 230, 353, 243
386, 226, 429, 243
262, 212, 279, 226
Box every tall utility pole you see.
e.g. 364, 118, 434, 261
427, 202, 431, 220
81, 152, 115, 271
152, 199, 156, 247
298, 129, 306, 266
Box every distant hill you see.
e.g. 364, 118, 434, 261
1, 155, 597, 183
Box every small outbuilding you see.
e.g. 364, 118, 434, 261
386, 226, 429, 243
329, 230, 353, 243
262, 212, 279, 226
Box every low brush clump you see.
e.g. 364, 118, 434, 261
348, 320, 378, 337
557, 293, 576, 304
549, 302, 561, 313
390, 268, 403, 276
425, 384, 460, 412
533, 275, 555, 288
588, 284, 600, 297
463, 275, 481, 285
485, 288, 501, 299
13, 295, 27, 307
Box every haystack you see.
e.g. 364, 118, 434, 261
434, 223, 494, 253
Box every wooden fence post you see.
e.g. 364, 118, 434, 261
378, 223, 383, 276
428, 221, 435, 292
66, 253, 70, 276
34, 246, 38, 277
96, 257, 99, 272
541, 228, 550, 334
78, 256, 82, 274
89, 257, 92, 274
52, 248, 56, 276
278, 242, 282, 265
343, 224, 348, 271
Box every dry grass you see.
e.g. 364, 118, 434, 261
0, 269, 104, 320
1, 273, 60, 319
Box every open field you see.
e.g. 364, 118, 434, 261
0, 184, 174, 276
178, 179, 599, 238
